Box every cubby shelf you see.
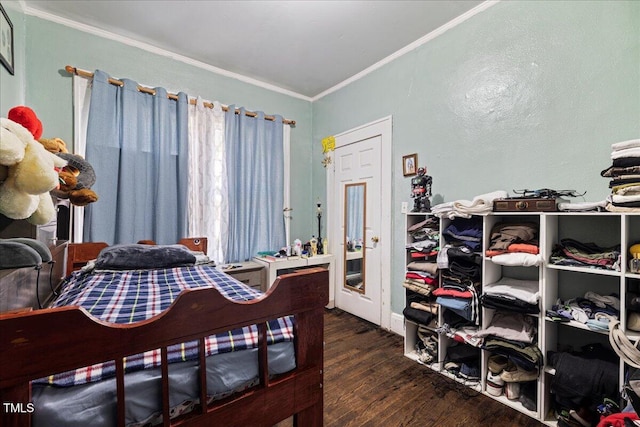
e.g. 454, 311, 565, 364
403, 211, 637, 426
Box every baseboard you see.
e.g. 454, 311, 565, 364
390, 312, 405, 336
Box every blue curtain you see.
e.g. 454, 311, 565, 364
225, 107, 285, 261
84, 70, 189, 245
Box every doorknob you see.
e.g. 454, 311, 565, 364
371, 236, 379, 243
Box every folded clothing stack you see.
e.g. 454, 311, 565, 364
431, 190, 508, 219
602, 139, 640, 212
481, 276, 540, 314
549, 238, 620, 271
485, 221, 543, 267
405, 217, 440, 261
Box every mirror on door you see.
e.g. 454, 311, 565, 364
344, 182, 366, 293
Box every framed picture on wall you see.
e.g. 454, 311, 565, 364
402, 153, 418, 176
0, 3, 14, 75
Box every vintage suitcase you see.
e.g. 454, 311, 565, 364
493, 197, 565, 212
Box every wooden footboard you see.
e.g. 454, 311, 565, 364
0, 268, 329, 427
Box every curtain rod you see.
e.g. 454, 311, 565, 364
65, 65, 296, 126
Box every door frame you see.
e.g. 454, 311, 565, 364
326, 116, 392, 330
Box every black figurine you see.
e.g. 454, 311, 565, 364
411, 167, 432, 212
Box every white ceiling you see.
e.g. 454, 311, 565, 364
22, 0, 486, 99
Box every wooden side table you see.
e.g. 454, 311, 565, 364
252, 254, 335, 308
219, 261, 267, 292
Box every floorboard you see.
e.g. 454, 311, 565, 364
278, 308, 546, 427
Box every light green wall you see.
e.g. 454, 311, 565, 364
312, 0, 640, 315
18, 13, 314, 243
6, 1, 640, 318
0, 3, 26, 113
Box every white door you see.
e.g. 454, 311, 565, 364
329, 118, 390, 326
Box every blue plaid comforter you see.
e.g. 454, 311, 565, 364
35, 266, 294, 387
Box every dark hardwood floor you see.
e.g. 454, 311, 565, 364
315, 308, 545, 427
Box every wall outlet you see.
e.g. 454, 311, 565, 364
401, 202, 408, 213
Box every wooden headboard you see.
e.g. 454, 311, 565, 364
65, 242, 108, 277
177, 237, 207, 253
65, 238, 208, 277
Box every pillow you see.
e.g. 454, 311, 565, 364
94, 244, 197, 270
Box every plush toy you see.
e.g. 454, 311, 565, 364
0, 108, 67, 225
38, 137, 68, 154
34, 134, 99, 207
8, 106, 43, 140
51, 152, 99, 206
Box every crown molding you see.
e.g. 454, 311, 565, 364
311, 0, 500, 101
21, 1, 498, 103
22, 5, 313, 102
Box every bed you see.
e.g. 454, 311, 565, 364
0, 240, 328, 427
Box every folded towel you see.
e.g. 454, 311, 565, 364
612, 194, 640, 204
557, 200, 607, 212
490, 252, 543, 267
433, 190, 509, 219
611, 146, 640, 160
611, 138, 640, 152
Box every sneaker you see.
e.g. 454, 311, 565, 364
505, 382, 521, 400
444, 361, 460, 373
488, 354, 509, 374
421, 336, 438, 354
417, 349, 434, 364
486, 371, 504, 396
500, 364, 538, 383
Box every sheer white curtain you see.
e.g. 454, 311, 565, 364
71, 75, 91, 242
187, 98, 228, 263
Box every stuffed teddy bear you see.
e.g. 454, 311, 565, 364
0, 107, 68, 225
34, 134, 99, 207
51, 152, 99, 206
38, 137, 68, 154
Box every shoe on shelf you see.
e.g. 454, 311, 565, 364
500, 364, 539, 383
488, 354, 509, 374
444, 361, 460, 374
486, 371, 504, 397
505, 382, 521, 400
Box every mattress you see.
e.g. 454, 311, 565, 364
32, 342, 295, 427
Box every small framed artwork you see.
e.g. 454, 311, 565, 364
0, 3, 14, 75
402, 153, 418, 176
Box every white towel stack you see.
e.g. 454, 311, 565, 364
431, 190, 508, 219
